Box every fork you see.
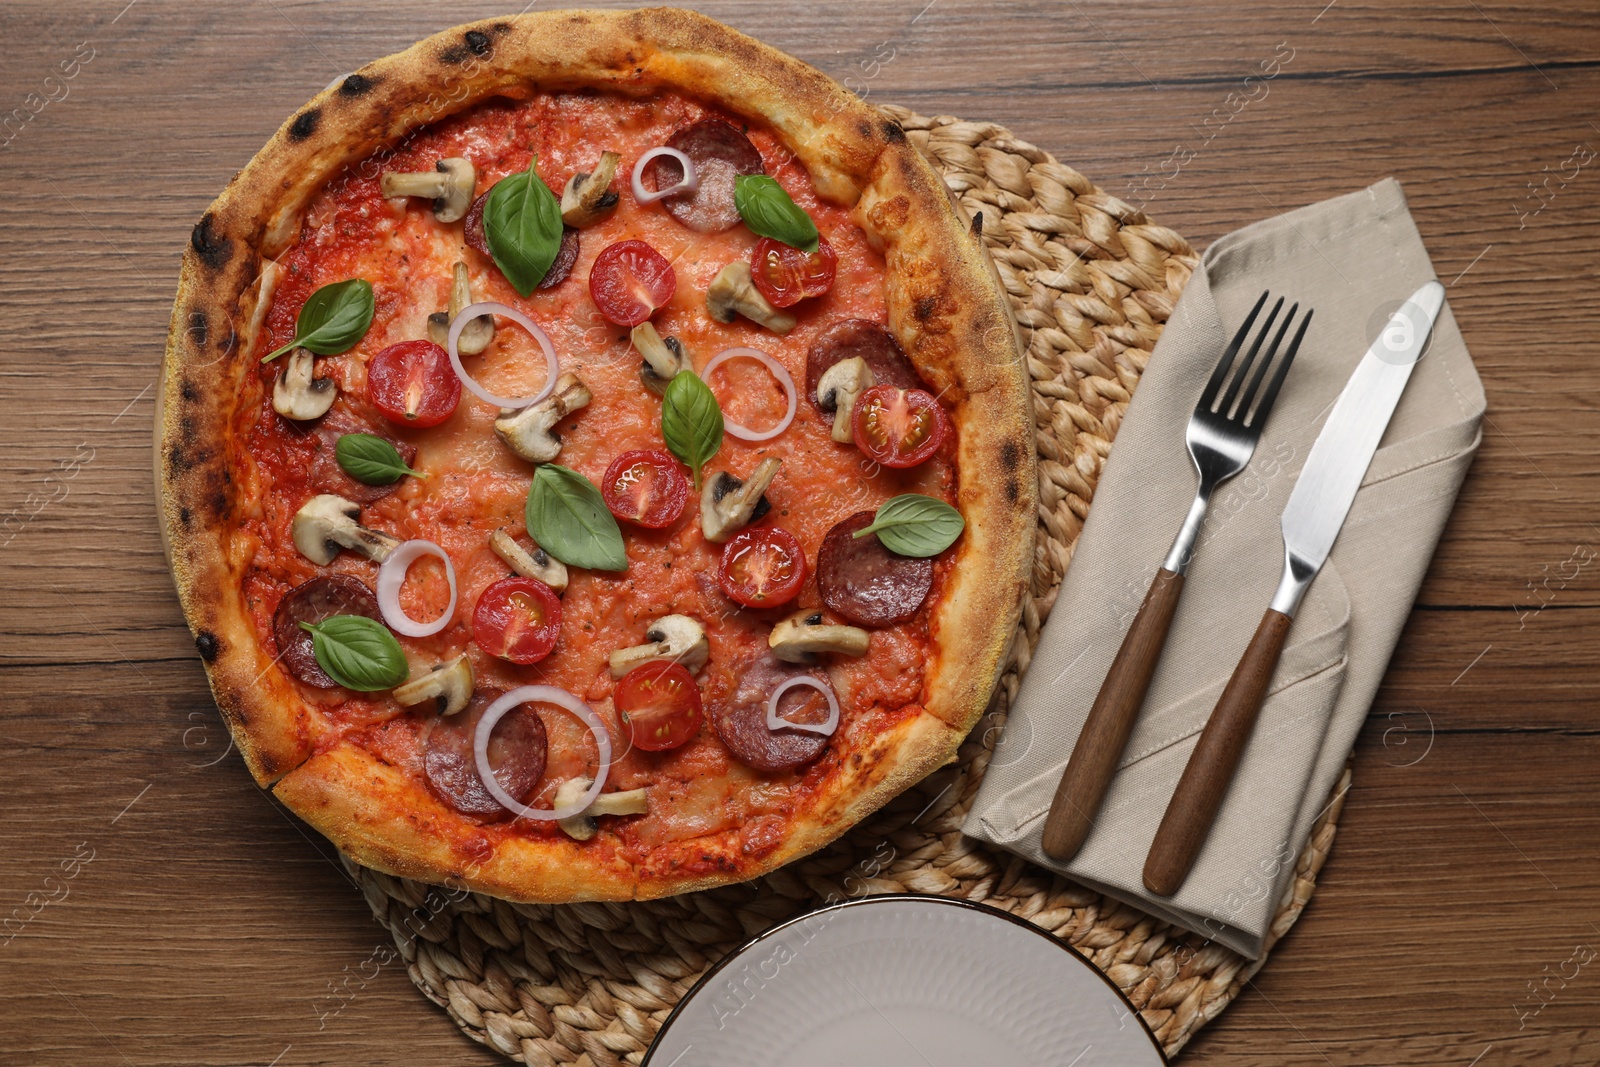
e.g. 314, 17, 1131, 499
1040, 292, 1313, 862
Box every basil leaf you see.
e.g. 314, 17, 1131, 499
525, 464, 628, 572
483, 153, 564, 297
298, 615, 409, 691
853, 493, 965, 557
734, 175, 820, 254
660, 371, 723, 491
263, 278, 374, 362
335, 433, 422, 486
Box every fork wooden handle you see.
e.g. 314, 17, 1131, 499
1041, 568, 1186, 861
1143, 607, 1293, 896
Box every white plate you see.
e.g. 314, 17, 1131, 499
642, 894, 1168, 1067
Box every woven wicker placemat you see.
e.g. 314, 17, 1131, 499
344, 107, 1351, 1065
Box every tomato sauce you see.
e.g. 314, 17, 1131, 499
235, 89, 958, 864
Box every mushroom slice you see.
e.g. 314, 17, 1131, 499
706, 261, 797, 335
291, 494, 401, 565
392, 654, 474, 716
815, 357, 876, 444
608, 615, 710, 678
427, 262, 494, 355
699, 458, 781, 543
631, 322, 687, 396
769, 610, 871, 664
492, 373, 592, 464
271, 347, 337, 421
488, 528, 568, 594
554, 776, 649, 841
560, 151, 622, 228
379, 157, 476, 223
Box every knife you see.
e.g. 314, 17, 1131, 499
1142, 279, 1446, 897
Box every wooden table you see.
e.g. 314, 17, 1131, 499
3, 2, 1596, 1063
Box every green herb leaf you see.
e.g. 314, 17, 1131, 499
525, 464, 629, 572
734, 175, 821, 254
483, 153, 564, 297
262, 278, 375, 362
335, 433, 423, 486
660, 371, 723, 491
298, 615, 409, 691
853, 493, 965, 557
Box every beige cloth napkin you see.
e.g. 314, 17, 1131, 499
964, 178, 1485, 959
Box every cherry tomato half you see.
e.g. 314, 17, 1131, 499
473, 576, 561, 665
602, 449, 690, 529
615, 661, 703, 752
367, 340, 462, 428
718, 526, 807, 609
589, 239, 676, 327
750, 236, 837, 308
851, 385, 950, 469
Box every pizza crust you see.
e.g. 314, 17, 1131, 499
158, 7, 1035, 900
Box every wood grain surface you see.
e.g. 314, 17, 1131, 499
3, 2, 1598, 1064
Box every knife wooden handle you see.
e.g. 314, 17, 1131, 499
1143, 607, 1293, 897
1041, 568, 1186, 861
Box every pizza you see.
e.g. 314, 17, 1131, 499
156, 8, 1035, 902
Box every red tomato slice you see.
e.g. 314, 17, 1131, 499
749, 236, 838, 308
589, 239, 676, 327
851, 385, 950, 469
602, 449, 690, 529
718, 526, 807, 608
473, 576, 561, 665
615, 662, 703, 752
367, 340, 462, 428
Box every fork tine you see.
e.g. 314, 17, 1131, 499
1217, 296, 1283, 417
1235, 301, 1298, 419
1199, 290, 1269, 411
1245, 308, 1313, 428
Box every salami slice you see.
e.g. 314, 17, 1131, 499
463, 190, 579, 288
647, 119, 765, 234
423, 691, 548, 818
805, 319, 924, 419
298, 407, 417, 504
816, 511, 934, 627
709, 648, 834, 773
272, 575, 382, 689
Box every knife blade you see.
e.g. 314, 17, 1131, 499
1143, 279, 1447, 897
1269, 279, 1445, 615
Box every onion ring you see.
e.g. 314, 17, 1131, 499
765, 676, 841, 737
447, 301, 558, 410
631, 147, 699, 205
474, 686, 612, 821
376, 539, 457, 638
701, 347, 798, 442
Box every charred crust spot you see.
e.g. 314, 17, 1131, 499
464, 30, 492, 56
190, 213, 232, 270
168, 444, 189, 474
187, 310, 207, 347
857, 120, 873, 139
914, 296, 939, 322
178, 505, 191, 526
1005, 478, 1021, 504
180, 379, 199, 403
999, 440, 1021, 474
219, 324, 237, 357
338, 73, 374, 97
195, 631, 220, 661
288, 108, 321, 141
883, 120, 907, 143
439, 45, 468, 64
971, 211, 984, 238
490, 22, 512, 35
